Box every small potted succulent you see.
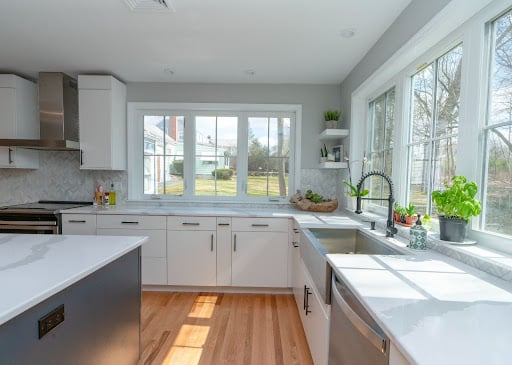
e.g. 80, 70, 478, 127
432, 175, 481, 242
324, 110, 340, 129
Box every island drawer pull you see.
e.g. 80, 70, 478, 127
121, 221, 139, 225
211, 234, 214, 251
292, 241, 299, 248
218, 223, 230, 226
233, 234, 237, 252
68, 220, 86, 223
251, 223, 269, 227
182, 222, 200, 226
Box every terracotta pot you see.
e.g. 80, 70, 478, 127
405, 215, 417, 226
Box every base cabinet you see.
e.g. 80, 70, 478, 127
167, 230, 217, 286
96, 215, 167, 285
61, 214, 97, 235
294, 259, 329, 365
232, 231, 288, 287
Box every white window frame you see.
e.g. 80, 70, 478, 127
350, 0, 512, 253
127, 102, 302, 203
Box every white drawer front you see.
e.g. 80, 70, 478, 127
96, 228, 166, 258
97, 215, 166, 230
141, 258, 167, 285
61, 214, 97, 235
167, 216, 217, 231
231, 217, 289, 232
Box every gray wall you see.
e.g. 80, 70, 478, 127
128, 82, 341, 168
0, 83, 341, 205
340, 0, 452, 126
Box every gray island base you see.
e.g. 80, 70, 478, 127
0, 235, 143, 365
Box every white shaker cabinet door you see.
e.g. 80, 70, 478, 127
167, 230, 217, 286
231, 231, 288, 287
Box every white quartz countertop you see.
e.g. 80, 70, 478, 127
327, 252, 512, 365
62, 204, 363, 228
0, 234, 147, 326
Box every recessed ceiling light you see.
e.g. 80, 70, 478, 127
245, 69, 256, 76
340, 28, 356, 38
164, 68, 174, 76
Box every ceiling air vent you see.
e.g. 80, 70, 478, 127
123, 0, 175, 12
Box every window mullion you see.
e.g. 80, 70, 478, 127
183, 112, 195, 197
237, 113, 249, 198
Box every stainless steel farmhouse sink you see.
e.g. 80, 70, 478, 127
300, 228, 405, 304
308, 228, 405, 255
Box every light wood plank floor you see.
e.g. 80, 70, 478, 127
140, 291, 314, 365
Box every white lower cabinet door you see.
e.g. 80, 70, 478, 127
167, 230, 216, 286
96, 228, 167, 285
231, 231, 288, 287
297, 259, 329, 365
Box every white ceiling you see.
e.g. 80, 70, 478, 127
0, 0, 411, 84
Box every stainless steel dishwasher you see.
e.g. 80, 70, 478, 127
329, 272, 390, 365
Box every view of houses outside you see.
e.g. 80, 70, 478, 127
143, 115, 290, 197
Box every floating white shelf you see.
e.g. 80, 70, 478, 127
319, 129, 349, 140
319, 162, 348, 169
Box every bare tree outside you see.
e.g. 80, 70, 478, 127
485, 10, 512, 235
408, 44, 462, 215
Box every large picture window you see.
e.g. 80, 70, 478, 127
407, 44, 463, 215
482, 9, 512, 236
129, 103, 299, 202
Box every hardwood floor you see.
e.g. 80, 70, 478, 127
140, 291, 314, 365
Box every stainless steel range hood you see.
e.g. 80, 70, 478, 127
0, 72, 80, 151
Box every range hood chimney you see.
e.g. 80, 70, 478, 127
0, 72, 80, 151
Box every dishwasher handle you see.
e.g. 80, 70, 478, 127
331, 274, 388, 354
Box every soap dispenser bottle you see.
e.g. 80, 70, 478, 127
409, 214, 427, 250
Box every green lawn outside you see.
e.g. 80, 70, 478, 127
159, 175, 288, 196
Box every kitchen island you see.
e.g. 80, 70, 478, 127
0, 234, 147, 365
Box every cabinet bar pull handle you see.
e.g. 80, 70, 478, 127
80, 150, 84, 166
292, 241, 299, 248
234, 234, 237, 252
218, 223, 230, 226
121, 221, 139, 224
211, 234, 214, 251
68, 220, 86, 223
303, 285, 307, 310
293, 228, 299, 233
305, 287, 312, 315
182, 222, 200, 226
8, 148, 13, 164
251, 224, 269, 227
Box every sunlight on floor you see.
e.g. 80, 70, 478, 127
163, 325, 210, 365
188, 294, 218, 319
161, 295, 219, 365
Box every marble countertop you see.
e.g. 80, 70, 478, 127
62, 204, 364, 228
0, 234, 147, 326
327, 251, 512, 365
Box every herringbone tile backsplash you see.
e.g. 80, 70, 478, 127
0, 151, 126, 205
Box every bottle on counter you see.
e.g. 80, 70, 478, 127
109, 183, 116, 205
104, 191, 110, 206
409, 214, 427, 250
95, 183, 104, 206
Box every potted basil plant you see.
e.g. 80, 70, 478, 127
431, 175, 481, 242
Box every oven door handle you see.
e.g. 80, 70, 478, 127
331, 274, 388, 354
0, 220, 57, 226
0, 224, 58, 233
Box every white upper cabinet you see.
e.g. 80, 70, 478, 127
0, 74, 39, 168
78, 75, 127, 170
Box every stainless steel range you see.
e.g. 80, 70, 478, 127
0, 201, 92, 234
